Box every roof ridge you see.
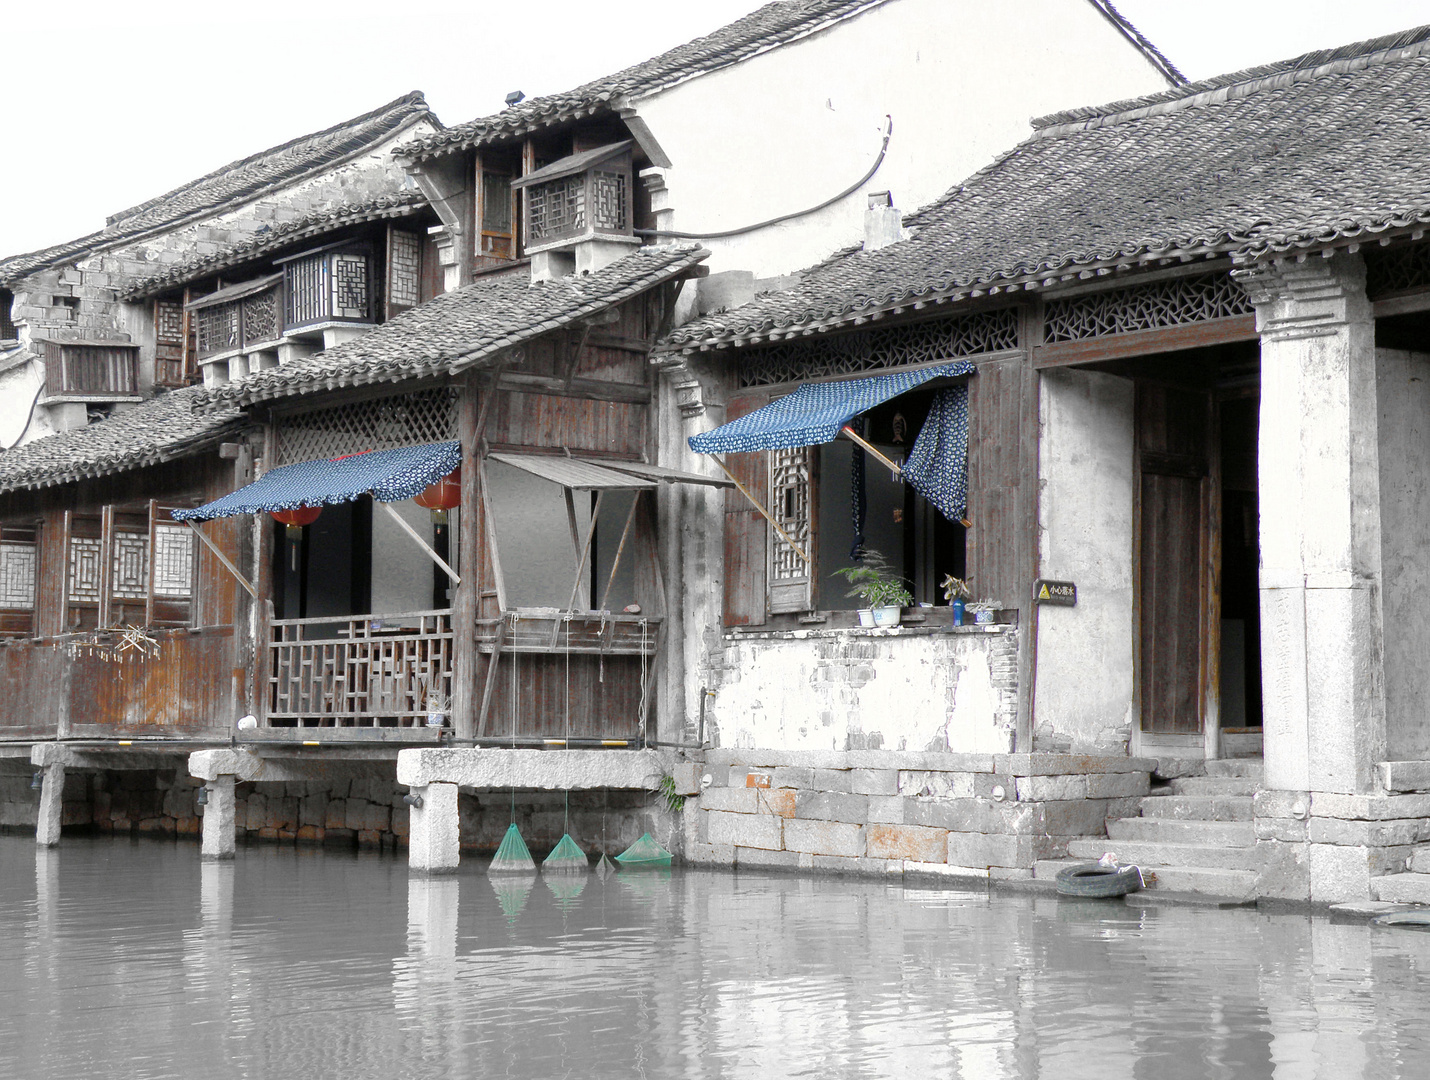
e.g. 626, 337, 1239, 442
395, 0, 887, 161
106, 91, 431, 228
1031, 23, 1430, 135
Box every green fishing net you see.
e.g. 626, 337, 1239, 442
490, 875, 534, 923
615, 832, 672, 869
594, 853, 617, 878
488, 822, 536, 874
542, 833, 590, 874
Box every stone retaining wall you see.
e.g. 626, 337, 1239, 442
681, 748, 1152, 879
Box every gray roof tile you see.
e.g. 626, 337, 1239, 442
659, 25, 1430, 353
0, 387, 243, 495
193, 245, 709, 410
1, 93, 434, 286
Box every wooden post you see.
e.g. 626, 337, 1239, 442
451, 375, 480, 740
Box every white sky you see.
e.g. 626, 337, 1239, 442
2, 0, 1428, 259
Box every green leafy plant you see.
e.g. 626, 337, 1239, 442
941, 575, 972, 602
658, 773, 686, 814
833, 550, 913, 609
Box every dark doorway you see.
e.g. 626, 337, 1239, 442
1218, 394, 1263, 731
273, 501, 372, 621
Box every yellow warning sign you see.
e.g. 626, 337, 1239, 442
1033, 579, 1076, 607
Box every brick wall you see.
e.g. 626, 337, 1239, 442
683, 748, 1153, 880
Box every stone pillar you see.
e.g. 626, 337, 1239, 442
1240, 255, 1385, 796
35, 762, 65, 848
200, 775, 237, 860
407, 782, 460, 874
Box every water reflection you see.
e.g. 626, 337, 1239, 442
5, 835, 1430, 1079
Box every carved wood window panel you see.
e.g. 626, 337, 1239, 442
768, 446, 814, 613
1365, 242, 1430, 299
61, 505, 195, 632
275, 387, 459, 466
1041, 272, 1252, 343
737, 308, 1019, 389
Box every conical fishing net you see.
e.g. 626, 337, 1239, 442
594, 853, 617, 878
542, 832, 590, 874
488, 822, 536, 874
544, 873, 589, 909
615, 832, 672, 869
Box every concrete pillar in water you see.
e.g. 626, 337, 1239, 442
408, 782, 459, 874
35, 762, 65, 848
201, 775, 237, 860
1241, 254, 1384, 796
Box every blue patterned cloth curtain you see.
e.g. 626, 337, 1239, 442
688, 361, 974, 453
172, 441, 462, 521
902, 387, 969, 523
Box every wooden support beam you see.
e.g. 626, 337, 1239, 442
599, 491, 642, 612
710, 454, 810, 567
376, 501, 460, 585
477, 454, 508, 612
185, 521, 257, 599
839, 425, 903, 477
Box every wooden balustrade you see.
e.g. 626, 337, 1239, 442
266, 610, 453, 727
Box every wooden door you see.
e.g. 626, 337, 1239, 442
1136, 383, 1215, 734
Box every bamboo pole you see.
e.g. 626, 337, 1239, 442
709, 454, 810, 567
376, 501, 460, 585
185, 521, 258, 599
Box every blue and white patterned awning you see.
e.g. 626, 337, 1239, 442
687, 361, 974, 454
172, 441, 462, 521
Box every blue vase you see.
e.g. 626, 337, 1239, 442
952, 599, 965, 627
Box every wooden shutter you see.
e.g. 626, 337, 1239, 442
767, 445, 815, 613
154, 299, 187, 388
385, 227, 423, 319
722, 391, 770, 626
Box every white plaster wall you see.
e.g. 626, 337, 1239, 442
1376, 349, 1430, 760
708, 629, 1017, 753
1033, 368, 1136, 752
635, 0, 1173, 278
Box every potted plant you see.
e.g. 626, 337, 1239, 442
834, 551, 913, 627
941, 574, 972, 626
966, 599, 999, 625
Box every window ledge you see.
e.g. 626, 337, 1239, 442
723, 623, 1014, 643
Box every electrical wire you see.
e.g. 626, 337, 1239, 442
633, 116, 894, 240
3, 375, 46, 450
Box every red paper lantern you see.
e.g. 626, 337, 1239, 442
271, 505, 322, 527
414, 466, 461, 512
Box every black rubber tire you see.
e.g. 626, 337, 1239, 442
1055, 863, 1143, 898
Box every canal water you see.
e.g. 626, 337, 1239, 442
3, 835, 1430, 1079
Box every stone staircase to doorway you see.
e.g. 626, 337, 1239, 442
1035, 760, 1262, 902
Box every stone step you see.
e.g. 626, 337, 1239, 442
1204, 759, 1263, 779
1370, 873, 1430, 905
1140, 865, 1258, 901
1068, 837, 1259, 871
1137, 794, 1252, 821
1107, 817, 1255, 846
1033, 857, 1257, 900
1165, 776, 1259, 797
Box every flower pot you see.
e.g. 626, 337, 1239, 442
872, 605, 902, 627
973, 608, 995, 625
857, 609, 876, 628
951, 599, 965, 626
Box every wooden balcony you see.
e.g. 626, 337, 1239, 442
188, 275, 283, 360
266, 610, 453, 728
36, 339, 139, 398
475, 609, 660, 655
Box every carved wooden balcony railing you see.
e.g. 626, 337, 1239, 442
266, 610, 453, 727
188, 275, 283, 360
279, 243, 374, 331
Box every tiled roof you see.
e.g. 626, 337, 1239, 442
193, 245, 710, 410
397, 1, 1178, 164
659, 25, 1430, 353
0, 93, 434, 286
119, 192, 430, 301
0, 387, 244, 494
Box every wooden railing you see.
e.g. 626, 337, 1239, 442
266, 610, 453, 727
36, 339, 139, 396
0, 626, 235, 739
475, 609, 661, 655
192, 280, 283, 360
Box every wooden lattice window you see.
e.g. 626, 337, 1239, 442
279, 243, 373, 329
477, 158, 518, 267
386, 227, 422, 317
739, 308, 1019, 389
61, 504, 195, 632
153, 298, 190, 388
36, 339, 139, 396
275, 387, 458, 466
187, 274, 283, 360
768, 446, 814, 614
0, 289, 17, 341
1042, 272, 1252, 343
0, 525, 38, 638
512, 142, 634, 253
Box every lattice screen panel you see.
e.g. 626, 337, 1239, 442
388, 230, 422, 309
276, 388, 459, 466
68, 538, 102, 603
155, 299, 184, 344
242, 287, 280, 343
331, 254, 370, 320
528, 177, 583, 243
1365, 242, 1430, 298
195, 303, 239, 356
738, 308, 1019, 389
769, 447, 812, 583
112, 534, 149, 599
592, 171, 627, 232
153, 525, 194, 597
0, 542, 36, 609
1042, 272, 1251, 343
